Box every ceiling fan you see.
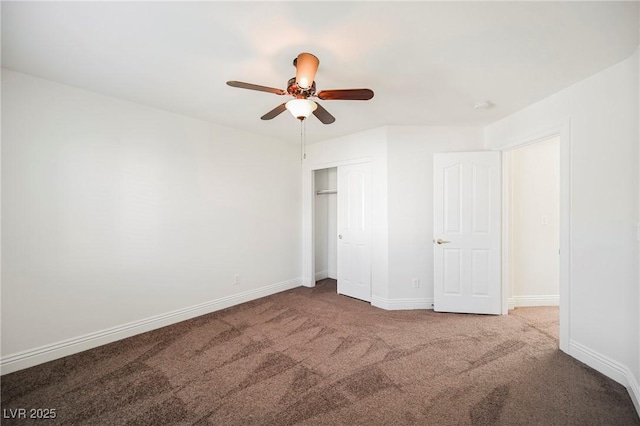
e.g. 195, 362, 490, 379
226, 53, 374, 124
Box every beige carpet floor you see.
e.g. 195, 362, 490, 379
2, 279, 638, 425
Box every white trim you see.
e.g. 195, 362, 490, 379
314, 270, 329, 281
569, 340, 628, 386
1, 278, 301, 375
306, 169, 317, 289
501, 151, 511, 315
557, 121, 572, 355
491, 121, 568, 151
569, 340, 640, 414
371, 296, 433, 310
510, 295, 559, 307
309, 156, 373, 172
628, 369, 640, 416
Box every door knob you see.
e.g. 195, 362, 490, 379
338, 235, 343, 239
436, 239, 450, 244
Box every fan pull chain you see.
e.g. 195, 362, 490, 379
299, 119, 308, 163
303, 120, 307, 160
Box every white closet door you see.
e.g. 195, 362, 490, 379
337, 162, 371, 302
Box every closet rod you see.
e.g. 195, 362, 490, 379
316, 189, 337, 195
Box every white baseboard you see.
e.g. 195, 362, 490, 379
1, 278, 301, 375
371, 296, 434, 311
314, 270, 328, 281
510, 294, 559, 307
569, 340, 640, 415
569, 340, 628, 384
627, 367, 640, 416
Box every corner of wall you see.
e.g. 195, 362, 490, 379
636, 40, 640, 405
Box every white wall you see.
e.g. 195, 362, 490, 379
637, 7, 640, 396
302, 127, 388, 299
386, 126, 483, 305
485, 49, 639, 401
509, 137, 560, 305
313, 169, 329, 280
1, 70, 302, 370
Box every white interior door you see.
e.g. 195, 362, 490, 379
337, 162, 371, 302
433, 151, 501, 314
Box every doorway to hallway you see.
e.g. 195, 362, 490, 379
506, 136, 560, 342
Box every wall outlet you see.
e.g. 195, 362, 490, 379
412, 278, 420, 288
234, 274, 241, 285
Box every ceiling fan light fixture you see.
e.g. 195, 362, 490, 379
227, 52, 372, 125
295, 52, 319, 89
286, 99, 317, 120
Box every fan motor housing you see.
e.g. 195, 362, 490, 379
287, 77, 316, 98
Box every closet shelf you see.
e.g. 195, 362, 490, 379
316, 189, 337, 195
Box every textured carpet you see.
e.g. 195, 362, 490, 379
2, 279, 638, 425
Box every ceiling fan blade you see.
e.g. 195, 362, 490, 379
317, 89, 374, 101
313, 102, 336, 124
227, 81, 286, 96
261, 103, 287, 120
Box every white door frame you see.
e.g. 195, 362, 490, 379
306, 157, 372, 292
499, 120, 571, 353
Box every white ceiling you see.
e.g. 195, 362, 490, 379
2, 1, 638, 143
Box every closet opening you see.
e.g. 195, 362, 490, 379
313, 167, 338, 285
